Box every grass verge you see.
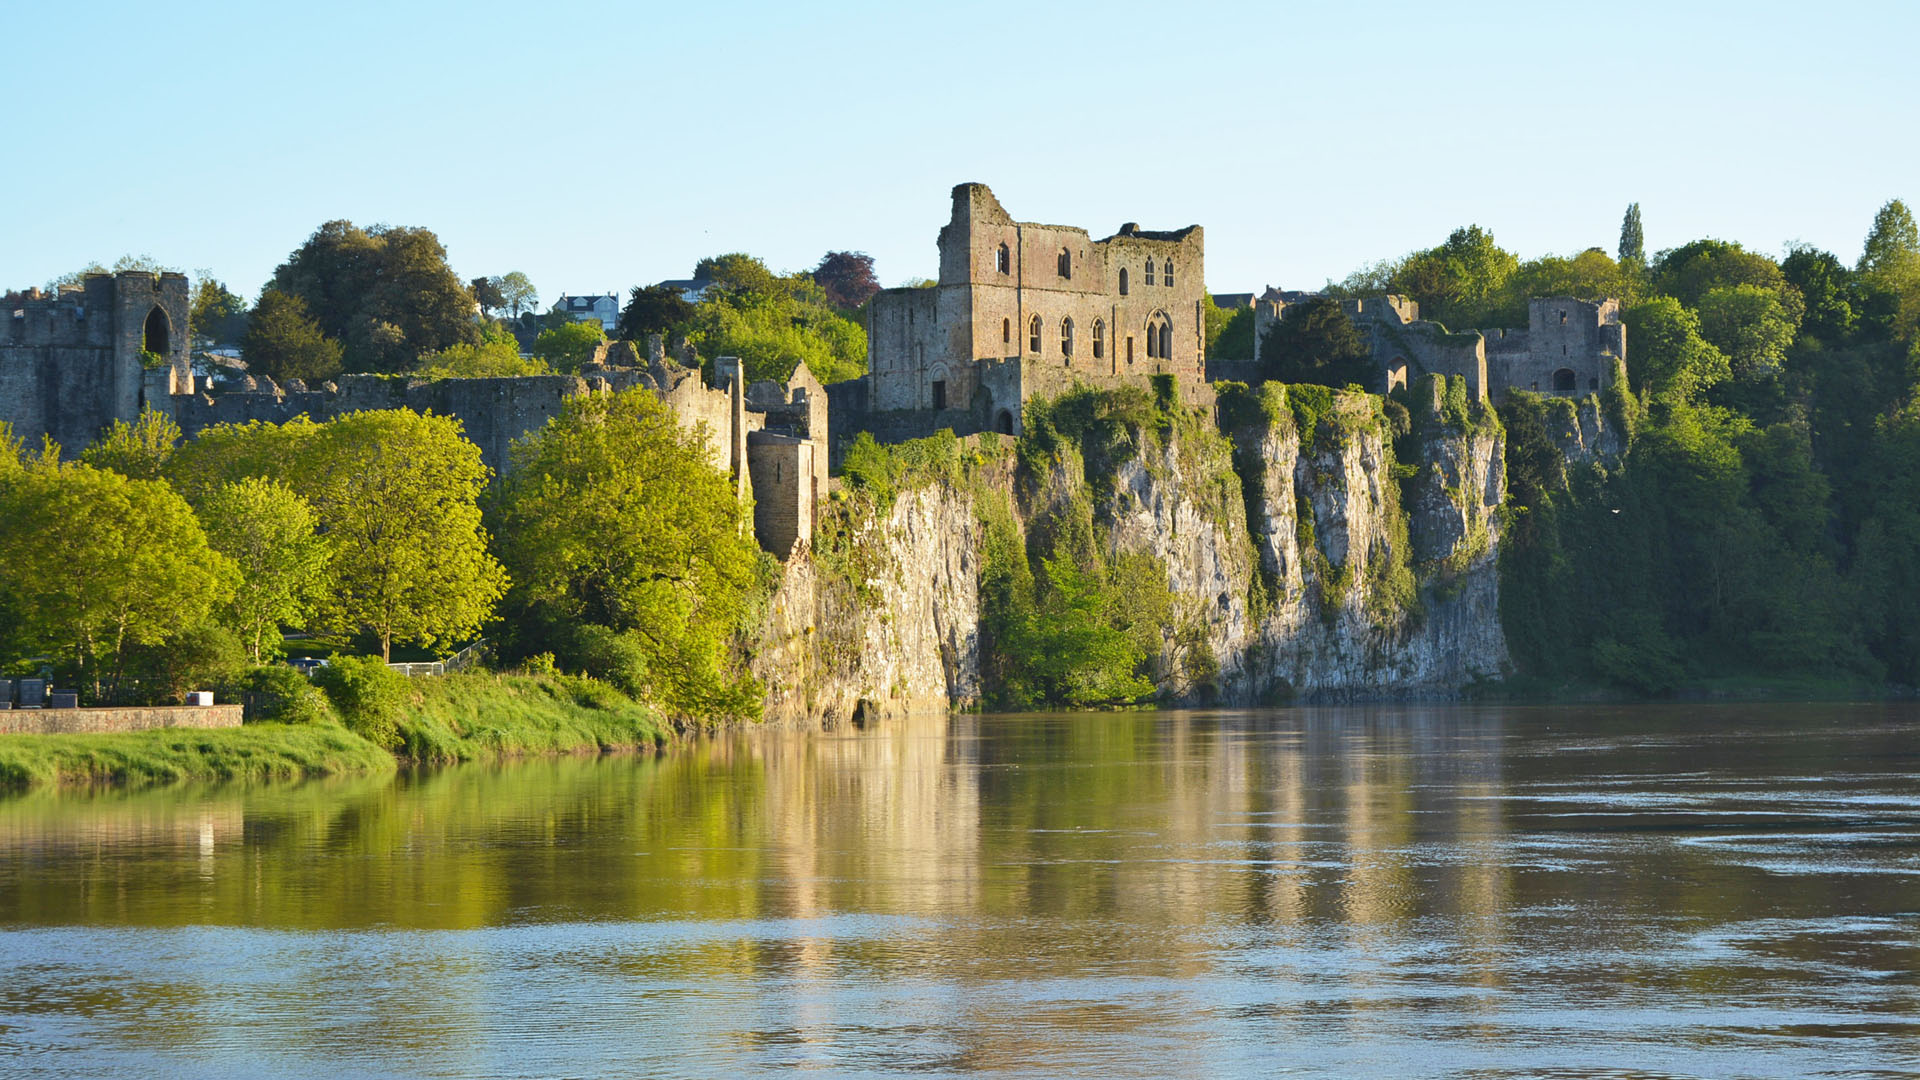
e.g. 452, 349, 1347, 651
0, 724, 395, 789
0, 672, 675, 791
392, 672, 671, 763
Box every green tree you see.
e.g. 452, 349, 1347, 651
693, 253, 781, 297
616, 283, 696, 343
167, 411, 506, 661
1014, 555, 1153, 707
1696, 283, 1798, 383
418, 326, 548, 378
497, 271, 538, 318
1859, 198, 1920, 276
491, 388, 764, 719
0, 461, 237, 702
196, 477, 333, 662
470, 276, 506, 316
1781, 245, 1859, 344
1619, 203, 1646, 269
1204, 295, 1253, 360
268, 220, 479, 373
298, 411, 507, 660
1622, 297, 1731, 400
1259, 298, 1372, 388
1651, 239, 1795, 311
80, 409, 182, 480
189, 276, 250, 348
243, 289, 344, 383
531, 320, 607, 373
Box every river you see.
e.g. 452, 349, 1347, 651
0, 704, 1915, 1078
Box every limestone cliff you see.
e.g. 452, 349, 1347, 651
750, 484, 982, 726
750, 377, 1512, 723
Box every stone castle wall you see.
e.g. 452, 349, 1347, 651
867, 183, 1207, 435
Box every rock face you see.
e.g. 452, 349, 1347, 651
752, 379, 1512, 724
751, 485, 982, 727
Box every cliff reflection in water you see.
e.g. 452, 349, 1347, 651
1, 705, 1916, 1079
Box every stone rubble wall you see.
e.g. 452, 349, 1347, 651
0, 704, 244, 736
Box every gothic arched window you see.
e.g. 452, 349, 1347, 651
997, 243, 1010, 274
1029, 315, 1042, 354
1092, 319, 1104, 360
1163, 259, 1174, 288
1057, 248, 1071, 279
1145, 259, 1155, 287
1061, 317, 1074, 359
1119, 268, 1129, 296
1002, 317, 1011, 344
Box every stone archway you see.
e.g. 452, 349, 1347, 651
1553, 368, 1576, 393
997, 409, 1014, 435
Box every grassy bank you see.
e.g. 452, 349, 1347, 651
0, 671, 674, 791
0, 724, 396, 789
390, 672, 672, 762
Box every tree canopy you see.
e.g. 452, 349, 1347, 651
490, 388, 766, 719
242, 289, 343, 383
267, 220, 479, 373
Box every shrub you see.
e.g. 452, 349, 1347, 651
556, 624, 649, 699
232, 665, 337, 725
312, 655, 409, 748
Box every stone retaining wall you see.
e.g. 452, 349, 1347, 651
0, 705, 244, 736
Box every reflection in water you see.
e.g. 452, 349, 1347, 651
0, 704, 1916, 1078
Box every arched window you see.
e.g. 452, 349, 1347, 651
1002, 317, 1011, 344
997, 243, 1010, 274
1159, 321, 1171, 360
1061, 317, 1074, 359
1119, 268, 1129, 296
142, 306, 169, 356
1029, 316, 1042, 354
1145, 260, 1155, 287
1553, 368, 1577, 392
1092, 320, 1104, 360
997, 409, 1015, 435
1057, 248, 1071, 279
1163, 259, 1174, 288
1145, 318, 1159, 359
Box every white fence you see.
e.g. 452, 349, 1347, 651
387, 640, 490, 679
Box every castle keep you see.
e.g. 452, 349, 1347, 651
864, 183, 1207, 436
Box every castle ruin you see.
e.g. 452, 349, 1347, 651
860, 183, 1209, 437
1, 278, 825, 560
1247, 289, 1625, 402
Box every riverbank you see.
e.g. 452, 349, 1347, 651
0, 671, 673, 790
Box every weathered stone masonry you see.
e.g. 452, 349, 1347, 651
860, 183, 1209, 440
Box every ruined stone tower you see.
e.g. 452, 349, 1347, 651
0, 271, 190, 451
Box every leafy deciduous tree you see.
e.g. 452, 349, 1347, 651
196, 477, 333, 662
0, 462, 237, 702
491, 388, 765, 718
242, 289, 344, 383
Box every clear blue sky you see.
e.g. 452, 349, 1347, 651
3, 0, 1914, 305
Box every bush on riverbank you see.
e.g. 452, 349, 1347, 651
0, 670, 671, 790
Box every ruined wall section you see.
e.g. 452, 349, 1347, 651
1489, 297, 1624, 397
1, 272, 189, 453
